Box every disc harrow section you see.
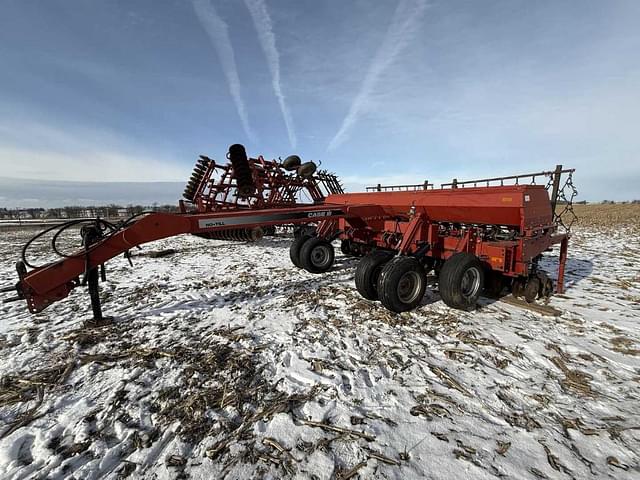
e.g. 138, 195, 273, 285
181, 144, 344, 214
183, 156, 213, 202
228, 144, 255, 198
196, 227, 264, 242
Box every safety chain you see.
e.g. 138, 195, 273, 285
544, 175, 554, 191
547, 171, 578, 235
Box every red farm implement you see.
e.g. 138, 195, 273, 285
1, 144, 577, 320
326, 166, 577, 312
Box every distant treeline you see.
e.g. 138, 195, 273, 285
553, 200, 640, 205
0, 204, 179, 220
600, 200, 640, 205
2, 200, 639, 221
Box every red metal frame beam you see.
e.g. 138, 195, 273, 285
397, 214, 424, 254
20, 204, 352, 313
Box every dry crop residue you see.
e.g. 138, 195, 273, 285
0, 226, 639, 479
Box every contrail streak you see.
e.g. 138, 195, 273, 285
192, 0, 256, 141
244, 0, 296, 148
327, 0, 428, 151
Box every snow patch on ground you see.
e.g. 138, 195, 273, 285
0, 228, 639, 479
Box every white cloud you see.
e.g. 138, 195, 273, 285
0, 147, 187, 182
244, 0, 296, 148
0, 120, 188, 182
327, 0, 428, 151
192, 0, 256, 142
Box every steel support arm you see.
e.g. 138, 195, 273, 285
15, 204, 350, 314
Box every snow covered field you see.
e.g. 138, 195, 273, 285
0, 227, 639, 479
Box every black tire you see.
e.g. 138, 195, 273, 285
355, 251, 395, 300
524, 277, 540, 303
289, 235, 311, 268
299, 237, 335, 273
439, 253, 485, 311
282, 155, 302, 171
540, 278, 554, 298
340, 239, 352, 256
512, 278, 524, 298
297, 161, 317, 178
377, 256, 426, 313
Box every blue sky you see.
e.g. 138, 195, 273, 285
1, 0, 639, 204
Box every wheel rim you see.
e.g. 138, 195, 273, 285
461, 267, 481, 299
311, 245, 332, 268
396, 271, 423, 304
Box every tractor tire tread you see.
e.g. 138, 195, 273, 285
377, 256, 426, 313
299, 237, 335, 273
439, 253, 485, 311
355, 251, 394, 300
289, 235, 311, 268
